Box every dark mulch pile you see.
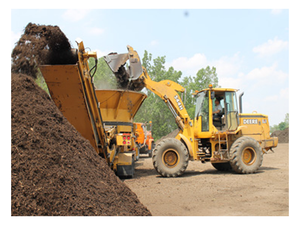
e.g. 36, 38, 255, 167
11, 72, 151, 216
271, 127, 289, 143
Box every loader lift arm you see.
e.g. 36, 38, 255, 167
104, 46, 196, 159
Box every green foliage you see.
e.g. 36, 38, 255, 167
270, 113, 289, 133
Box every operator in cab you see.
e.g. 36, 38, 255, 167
213, 99, 222, 120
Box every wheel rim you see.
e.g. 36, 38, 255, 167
242, 147, 256, 165
162, 149, 180, 168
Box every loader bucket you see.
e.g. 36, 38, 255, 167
39, 64, 99, 152
95, 89, 147, 123
103, 46, 143, 81
103, 53, 129, 73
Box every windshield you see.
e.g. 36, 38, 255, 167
195, 91, 206, 118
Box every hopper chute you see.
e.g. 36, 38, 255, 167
95, 89, 147, 124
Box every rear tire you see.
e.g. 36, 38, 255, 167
152, 138, 189, 177
230, 136, 263, 174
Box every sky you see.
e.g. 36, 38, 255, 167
10, 7, 290, 126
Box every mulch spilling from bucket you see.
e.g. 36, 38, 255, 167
11, 23, 77, 79
11, 74, 151, 216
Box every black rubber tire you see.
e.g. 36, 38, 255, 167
229, 136, 263, 174
152, 138, 189, 177
211, 162, 232, 171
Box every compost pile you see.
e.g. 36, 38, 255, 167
11, 23, 151, 216
271, 127, 289, 143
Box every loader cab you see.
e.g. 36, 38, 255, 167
194, 86, 239, 137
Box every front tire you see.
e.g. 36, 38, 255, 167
230, 136, 263, 174
152, 138, 189, 177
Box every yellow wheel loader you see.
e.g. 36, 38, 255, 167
104, 46, 278, 177
39, 40, 146, 178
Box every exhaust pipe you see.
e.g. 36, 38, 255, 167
239, 92, 244, 113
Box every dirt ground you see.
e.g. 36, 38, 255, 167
124, 143, 289, 216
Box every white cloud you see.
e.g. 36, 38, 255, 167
219, 77, 242, 89
279, 87, 289, 99
88, 27, 104, 35
245, 63, 288, 82
271, 9, 283, 15
62, 9, 91, 22
252, 37, 288, 57
166, 53, 242, 77
166, 51, 242, 84
150, 40, 159, 46
166, 53, 208, 76
211, 52, 242, 77
263, 95, 278, 102
263, 88, 288, 102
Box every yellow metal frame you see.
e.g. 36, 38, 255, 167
39, 41, 108, 160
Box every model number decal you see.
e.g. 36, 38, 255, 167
243, 119, 258, 125
174, 95, 184, 110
